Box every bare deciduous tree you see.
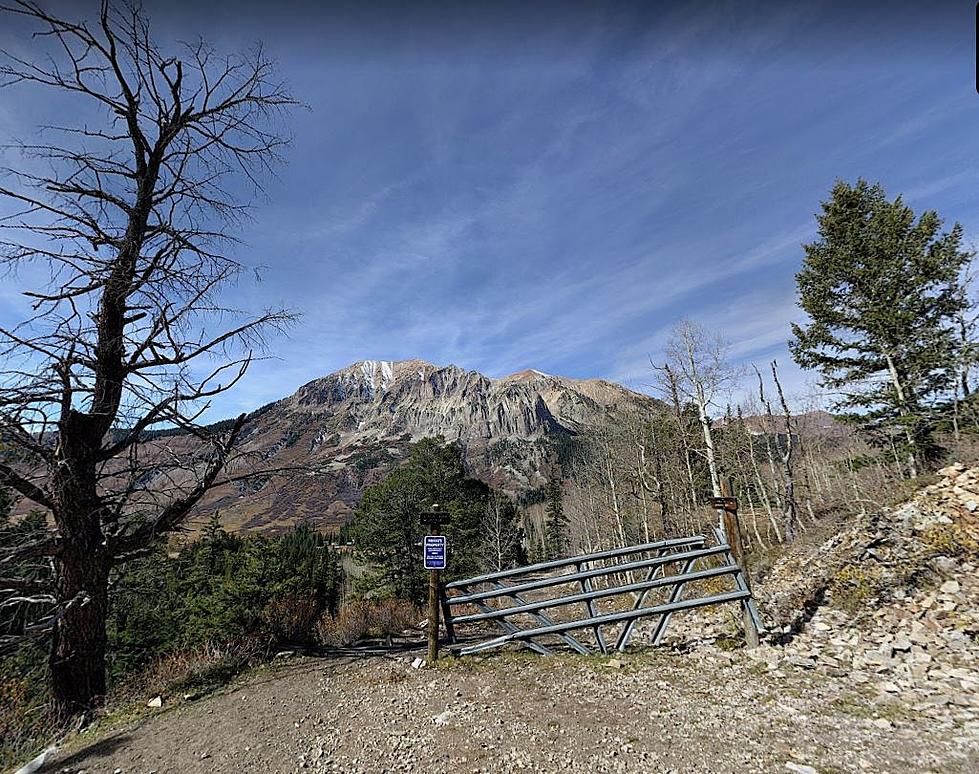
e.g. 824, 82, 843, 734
754, 361, 799, 541
0, 0, 297, 715
480, 491, 522, 572
656, 319, 739, 504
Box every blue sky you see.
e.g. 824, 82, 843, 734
1, 0, 978, 417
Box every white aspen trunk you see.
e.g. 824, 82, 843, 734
770, 361, 798, 540
661, 363, 700, 510
742, 482, 766, 550
604, 443, 626, 547
745, 430, 776, 526
953, 385, 961, 443
635, 442, 652, 543
884, 352, 919, 478
692, 382, 722, 498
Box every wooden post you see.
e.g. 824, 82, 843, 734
422, 504, 448, 665
718, 478, 760, 648
427, 558, 440, 665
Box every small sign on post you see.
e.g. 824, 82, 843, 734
421, 505, 450, 665
424, 535, 446, 570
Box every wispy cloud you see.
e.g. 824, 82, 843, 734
1, 1, 976, 419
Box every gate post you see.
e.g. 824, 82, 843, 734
715, 479, 760, 648
422, 505, 449, 665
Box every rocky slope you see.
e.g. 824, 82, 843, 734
659, 463, 979, 734
189, 360, 659, 532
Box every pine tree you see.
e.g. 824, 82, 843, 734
352, 437, 489, 603
790, 179, 972, 477
544, 478, 569, 559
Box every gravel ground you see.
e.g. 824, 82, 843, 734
43, 643, 979, 774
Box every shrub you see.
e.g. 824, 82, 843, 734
316, 601, 370, 647
262, 593, 320, 644
0, 645, 53, 772
315, 599, 421, 647
830, 564, 884, 613
920, 523, 979, 558
141, 636, 271, 696
371, 599, 422, 641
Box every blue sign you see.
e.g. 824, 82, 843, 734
424, 535, 447, 570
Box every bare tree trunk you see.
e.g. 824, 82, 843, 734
51, 549, 110, 714
745, 428, 776, 534
953, 384, 962, 443
603, 439, 627, 547
634, 440, 652, 543
883, 352, 919, 478
741, 480, 767, 550
770, 361, 798, 541
662, 365, 699, 509
0, 2, 295, 716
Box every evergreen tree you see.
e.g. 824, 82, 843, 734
352, 437, 488, 603
544, 478, 569, 559
790, 179, 972, 477
107, 522, 344, 670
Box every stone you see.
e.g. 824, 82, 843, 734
785, 764, 818, 774
147, 696, 163, 708
939, 580, 960, 595
890, 634, 912, 653
432, 709, 452, 725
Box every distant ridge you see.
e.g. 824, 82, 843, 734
178, 359, 660, 532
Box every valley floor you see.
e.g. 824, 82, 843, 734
44, 644, 978, 774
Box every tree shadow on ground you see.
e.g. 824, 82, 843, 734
40, 733, 133, 773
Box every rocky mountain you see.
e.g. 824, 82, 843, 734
193, 360, 660, 532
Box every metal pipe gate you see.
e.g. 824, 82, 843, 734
443, 532, 763, 657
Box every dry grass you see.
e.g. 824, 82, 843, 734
262, 593, 321, 644
316, 599, 421, 647
112, 636, 272, 702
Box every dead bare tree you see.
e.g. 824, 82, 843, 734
656, 320, 739, 507
0, 1, 297, 716
479, 492, 522, 572
659, 362, 700, 511
768, 360, 798, 540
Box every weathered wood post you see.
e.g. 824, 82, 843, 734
421, 504, 448, 665
714, 478, 760, 648
427, 558, 440, 664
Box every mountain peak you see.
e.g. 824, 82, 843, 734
196, 359, 662, 529
502, 368, 552, 381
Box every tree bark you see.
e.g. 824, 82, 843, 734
50, 545, 110, 717
884, 352, 919, 478
49, 410, 111, 716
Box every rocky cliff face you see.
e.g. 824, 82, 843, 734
281, 360, 644, 443
194, 360, 658, 532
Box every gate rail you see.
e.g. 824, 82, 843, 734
443, 532, 763, 657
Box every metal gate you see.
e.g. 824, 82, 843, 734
442, 530, 763, 657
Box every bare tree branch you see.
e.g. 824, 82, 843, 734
0, 0, 299, 714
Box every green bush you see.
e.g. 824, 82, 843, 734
107, 519, 345, 677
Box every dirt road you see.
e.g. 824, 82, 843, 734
43, 644, 978, 774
